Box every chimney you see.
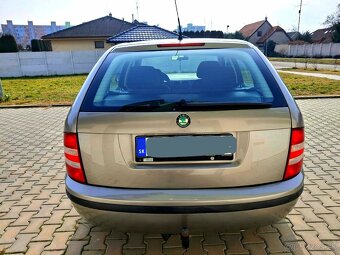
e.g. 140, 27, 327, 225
265, 16, 268, 21
6, 20, 13, 26
109, 12, 112, 17
65, 22, 71, 27
51, 21, 57, 32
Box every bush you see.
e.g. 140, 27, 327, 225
31, 39, 52, 52
266, 40, 277, 57
0, 34, 19, 53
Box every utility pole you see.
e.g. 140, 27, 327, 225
297, 0, 303, 33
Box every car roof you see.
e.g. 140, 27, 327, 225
110, 38, 254, 52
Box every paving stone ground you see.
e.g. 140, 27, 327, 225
0, 98, 339, 255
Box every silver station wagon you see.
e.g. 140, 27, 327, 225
64, 39, 304, 246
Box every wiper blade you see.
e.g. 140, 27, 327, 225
120, 99, 165, 111
181, 102, 272, 110
120, 100, 271, 112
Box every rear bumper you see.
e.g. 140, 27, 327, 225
66, 172, 303, 232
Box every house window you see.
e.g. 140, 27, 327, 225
257, 31, 262, 37
95, 41, 104, 49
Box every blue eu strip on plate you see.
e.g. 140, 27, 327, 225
135, 137, 147, 158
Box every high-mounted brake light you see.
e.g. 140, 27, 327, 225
284, 128, 304, 180
64, 132, 86, 183
157, 43, 205, 48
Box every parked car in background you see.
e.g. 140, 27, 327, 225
64, 38, 304, 248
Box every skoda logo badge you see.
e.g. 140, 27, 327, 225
176, 114, 190, 128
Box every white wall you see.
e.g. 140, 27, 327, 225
274, 43, 340, 58
0, 50, 106, 78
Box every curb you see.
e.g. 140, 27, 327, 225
0, 103, 72, 109
294, 95, 340, 99
1, 96, 340, 109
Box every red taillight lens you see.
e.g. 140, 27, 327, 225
64, 132, 86, 183
284, 128, 304, 180
157, 42, 205, 48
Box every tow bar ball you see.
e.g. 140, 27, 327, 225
181, 228, 190, 249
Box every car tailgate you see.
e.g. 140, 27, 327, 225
77, 108, 291, 188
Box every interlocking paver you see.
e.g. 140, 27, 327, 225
21, 218, 48, 234
203, 245, 226, 255
297, 231, 331, 251
26, 241, 50, 255
143, 238, 163, 254
44, 231, 73, 251
243, 243, 267, 255
0, 99, 339, 254
5, 233, 36, 253
258, 232, 290, 253
65, 240, 89, 255
84, 231, 110, 251
273, 223, 303, 242
221, 233, 249, 254
184, 236, 207, 255
32, 225, 60, 242
309, 222, 340, 240
10, 211, 36, 226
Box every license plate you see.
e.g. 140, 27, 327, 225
135, 135, 236, 162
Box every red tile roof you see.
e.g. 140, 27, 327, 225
239, 20, 266, 38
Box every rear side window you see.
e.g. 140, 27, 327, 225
81, 48, 287, 112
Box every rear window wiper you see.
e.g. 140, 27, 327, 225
179, 101, 272, 110
120, 99, 166, 111
120, 100, 271, 112
120, 99, 189, 112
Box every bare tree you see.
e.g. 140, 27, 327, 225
324, 4, 340, 26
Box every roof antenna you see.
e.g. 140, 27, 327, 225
174, 0, 183, 40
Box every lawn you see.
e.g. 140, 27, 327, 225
269, 57, 340, 66
0, 73, 339, 106
0, 75, 86, 105
279, 72, 340, 96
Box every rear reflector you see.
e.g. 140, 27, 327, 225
157, 43, 205, 48
284, 128, 304, 180
64, 132, 86, 183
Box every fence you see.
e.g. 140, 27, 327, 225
275, 43, 340, 58
0, 50, 106, 78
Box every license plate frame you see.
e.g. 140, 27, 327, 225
135, 134, 236, 162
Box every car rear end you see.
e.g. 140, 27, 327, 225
64, 39, 304, 233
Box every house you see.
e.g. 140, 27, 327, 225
1, 20, 70, 49
42, 14, 135, 51
287, 32, 301, 41
107, 25, 180, 44
311, 27, 334, 43
239, 18, 291, 51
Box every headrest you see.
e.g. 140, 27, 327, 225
196, 61, 237, 89
197, 61, 225, 79
126, 66, 169, 91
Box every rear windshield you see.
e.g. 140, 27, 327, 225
80, 48, 287, 112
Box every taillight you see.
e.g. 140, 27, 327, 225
157, 42, 205, 48
64, 132, 86, 183
284, 128, 304, 180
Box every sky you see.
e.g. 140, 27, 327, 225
0, 0, 338, 33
